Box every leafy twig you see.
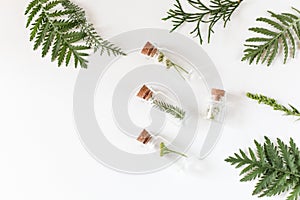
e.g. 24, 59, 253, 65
247, 92, 300, 119
157, 51, 188, 79
225, 136, 300, 199
60, 0, 125, 56
242, 7, 300, 66
160, 142, 187, 157
152, 99, 186, 120
25, 0, 125, 68
162, 0, 241, 44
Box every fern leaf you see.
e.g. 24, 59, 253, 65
65, 31, 86, 43
48, 10, 73, 18
287, 185, 300, 200
264, 137, 283, 167
44, 0, 60, 10
65, 50, 72, 66
282, 34, 289, 63
261, 173, 289, 196
278, 138, 297, 173
242, 8, 300, 66
290, 138, 300, 167
249, 27, 278, 36
26, 4, 41, 28
30, 14, 44, 41
51, 34, 62, 61
257, 17, 284, 31
225, 137, 300, 199
254, 140, 266, 163
58, 45, 67, 67
25, 0, 39, 15
25, 0, 125, 68
240, 167, 264, 182
72, 45, 90, 51
284, 29, 295, 57
42, 29, 55, 57
34, 20, 50, 50
253, 172, 278, 196
267, 40, 279, 66
245, 37, 270, 43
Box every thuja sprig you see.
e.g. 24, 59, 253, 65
225, 136, 300, 200
152, 99, 186, 120
25, 0, 125, 68
162, 0, 242, 44
160, 142, 187, 157
242, 7, 300, 66
247, 92, 300, 119
157, 51, 189, 79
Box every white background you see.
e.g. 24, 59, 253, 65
1, 0, 300, 199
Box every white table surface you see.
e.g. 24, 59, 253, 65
2, 0, 300, 199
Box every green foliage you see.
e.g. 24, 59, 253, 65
152, 99, 186, 120
157, 51, 188, 79
25, 0, 125, 68
160, 142, 187, 157
242, 7, 300, 66
247, 92, 300, 119
225, 136, 300, 199
162, 0, 241, 44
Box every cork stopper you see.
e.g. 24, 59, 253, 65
211, 88, 225, 101
141, 41, 158, 57
136, 85, 153, 100
137, 129, 152, 144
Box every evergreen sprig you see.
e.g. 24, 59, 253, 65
225, 136, 300, 200
152, 99, 186, 120
247, 92, 300, 119
162, 0, 241, 44
160, 142, 187, 157
242, 7, 300, 66
25, 0, 125, 68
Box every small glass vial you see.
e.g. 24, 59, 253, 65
206, 88, 226, 122
136, 129, 203, 174
136, 129, 172, 153
141, 41, 192, 80
136, 85, 186, 122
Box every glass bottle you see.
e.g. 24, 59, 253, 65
136, 85, 186, 122
206, 88, 226, 122
136, 129, 203, 174
141, 41, 192, 80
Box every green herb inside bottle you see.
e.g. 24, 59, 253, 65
141, 41, 189, 79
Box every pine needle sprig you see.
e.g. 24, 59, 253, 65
162, 0, 242, 44
225, 136, 300, 199
160, 142, 187, 157
247, 92, 300, 119
242, 7, 300, 66
25, 0, 125, 68
152, 99, 186, 120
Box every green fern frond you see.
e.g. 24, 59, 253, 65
225, 137, 300, 199
61, 0, 126, 56
162, 0, 241, 44
152, 99, 185, 120
25, 0, 40, 15
25, 0, 125, 68
242, 7, 300, 66
246, 92, 300, 119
